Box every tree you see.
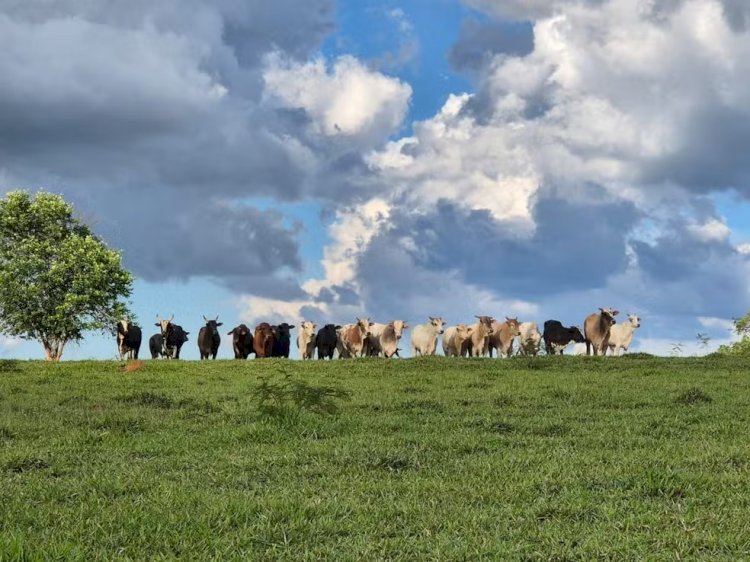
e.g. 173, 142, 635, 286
0, 191, 133, 361
717, 312, 750, 355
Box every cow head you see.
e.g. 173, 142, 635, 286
391, 320, 409, 338
627, 314, 641, 328
505, 317, 521, 336
475, 315, 495, 334
229, 324, 250, 337
274, 323, 295, 339
429, 317, 445, 334
455, 324, 474, 341
599, 308, 619, 324
356, 318, 373, 335
117, 319, 129, 336
202, 315, 223, 335
568, 326, 586, 343
155, 314, 174, 338
301, 321, 317, 334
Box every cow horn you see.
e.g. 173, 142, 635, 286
215, 315, 219, 322
169, 314, 174, 322
203, 315, 208, 322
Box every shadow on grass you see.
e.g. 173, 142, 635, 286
0, 360, 20, 374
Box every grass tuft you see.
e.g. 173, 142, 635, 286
4, 457, 49, 473
675, 387, 713, 405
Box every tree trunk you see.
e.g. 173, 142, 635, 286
42, 339, 66, 362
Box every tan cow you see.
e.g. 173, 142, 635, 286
297, 321, 318, 360
584, 308, 619, 356
463, 316, 495, 357
338, 318, 373, 358
442, 324, 475, 357
486, 318, 521, 358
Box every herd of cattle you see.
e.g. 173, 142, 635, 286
115, 308, 641, 360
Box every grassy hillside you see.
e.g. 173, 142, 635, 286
1, 356, 749, 560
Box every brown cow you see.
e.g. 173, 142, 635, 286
463, 315, 495, 357
253, 322, 276, 358
338, 318, 373, 358
487, 317, 521, 358
584, 308, 619, 356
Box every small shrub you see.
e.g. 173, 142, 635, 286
253, 375, 351, 421
675, 387, 712, 406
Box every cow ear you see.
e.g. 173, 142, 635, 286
155, 322, 160, 327
289, 325, 295, 329
369, 321, 374, 326
227, 330, 234, 335
335, 325, 342, 330
403, 324, 409, 330
612, 310, 620, 316
217, 322, 223, 326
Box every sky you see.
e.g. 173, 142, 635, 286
1, 0, 749, 359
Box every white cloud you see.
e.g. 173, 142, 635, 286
263, 54, 412, 145
688, 219, 731, 242
303, 198, 392, 297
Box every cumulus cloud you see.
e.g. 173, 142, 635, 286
0, 0, 410, 295
263, 54, 412, 145
296, 0, 750, 349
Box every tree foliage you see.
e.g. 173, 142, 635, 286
0, 191, 133, 360
717, 312, 750, 356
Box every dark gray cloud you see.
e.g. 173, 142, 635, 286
0, 0, 336, 289
448, 18, 533, 74
366, 195, 640, 300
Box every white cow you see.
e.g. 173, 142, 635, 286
410, 317, 445, 356
606, 314, 641, 356
297, 321, 317, 360
366, 320, 409, 357
518, 322, 542, 356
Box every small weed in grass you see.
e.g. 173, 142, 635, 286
121, 391, 174, 409
493, 394, 513, 408
537, 423, 570, 437
399, 399, 444, 413
0, 427, 15, 440
488, 421, 514, 434
370, 454, 420, 473
675, 387, 713, 405
4, 457, 49, 473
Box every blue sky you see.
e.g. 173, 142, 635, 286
1, 0, 750, 359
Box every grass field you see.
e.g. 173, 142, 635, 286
1, 356, 749, 560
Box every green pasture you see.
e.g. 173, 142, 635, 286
1, 356, 749, 560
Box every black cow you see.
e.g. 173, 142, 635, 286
316, 324, 341, 360
154, 315, 189, 359
228, 324, 254, 359
271, 323, 295, 358
198, 315, 223, 360
542, 320, 585, 355
149, 334, 164, 359
116, 320, 142, 359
